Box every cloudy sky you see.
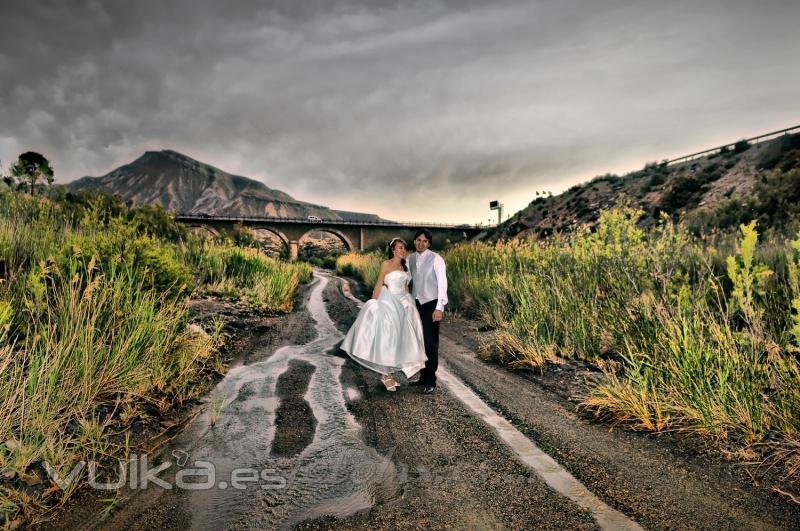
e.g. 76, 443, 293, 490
1, 1, 798, 224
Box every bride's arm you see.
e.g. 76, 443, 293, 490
371, 261, 389, 299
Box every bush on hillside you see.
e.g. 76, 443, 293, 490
734, 139, 751, 154
758, 133, 800, 171
658, 175, 708, 214
753, 168, 800, 229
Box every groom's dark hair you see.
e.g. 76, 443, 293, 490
413, 228, 433, 245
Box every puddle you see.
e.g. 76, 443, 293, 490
271, 360, 316, 457
161, 272, 400, 530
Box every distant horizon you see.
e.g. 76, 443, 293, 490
3, 1, 799, 225
55, 121, 799, 225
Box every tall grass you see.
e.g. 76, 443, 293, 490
336, 252, 382, 289
447, 207, 800, 480
0, 191, 312, 524
182, 239, 312, 313
0, 256, 217, 480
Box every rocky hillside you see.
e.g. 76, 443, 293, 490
67, 150, 382, 221
499, 131, 800, 239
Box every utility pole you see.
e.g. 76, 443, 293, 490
489, 200, 503, 226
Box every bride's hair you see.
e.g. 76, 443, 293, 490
387, 237, 408, 272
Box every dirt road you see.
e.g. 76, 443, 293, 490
40, 270, 800, 530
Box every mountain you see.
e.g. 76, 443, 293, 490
67, 150, 383, 221
497, 130, 800, 239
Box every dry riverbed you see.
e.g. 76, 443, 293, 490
34, 270, 800, 530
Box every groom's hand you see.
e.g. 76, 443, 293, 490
432, 310, 443, 322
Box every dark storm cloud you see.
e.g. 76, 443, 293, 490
1, 0, 799, 222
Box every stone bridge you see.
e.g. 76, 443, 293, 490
175, 215, 484, 260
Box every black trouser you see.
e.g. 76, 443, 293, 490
416, 299, 440, 387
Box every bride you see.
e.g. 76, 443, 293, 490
340, 237, 427, 391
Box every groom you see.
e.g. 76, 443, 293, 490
408, 228, 448, 394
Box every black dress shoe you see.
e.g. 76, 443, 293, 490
423, 386, 436, 394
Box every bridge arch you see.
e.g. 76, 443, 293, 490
174, 215, 482, 261
187, 225, 222, 239
249, 226, 291, 255
297, 227, 354, 255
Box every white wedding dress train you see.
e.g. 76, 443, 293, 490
340, 270, 427, 378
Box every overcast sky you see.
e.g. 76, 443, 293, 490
1, 1, 798, 224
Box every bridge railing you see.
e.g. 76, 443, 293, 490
175, 214, 481, 230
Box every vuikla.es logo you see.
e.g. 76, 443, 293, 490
42, 453, 287, 491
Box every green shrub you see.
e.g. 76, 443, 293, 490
758, 133, 800, 171
63, 216, 191, 300
659, 175, 708, 214
129, 204, 188, 241
0, 199, 221, 523
734, 139, 751, 154
185, 241, 311, 313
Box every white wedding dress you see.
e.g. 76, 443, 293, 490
340, 270, 427, 378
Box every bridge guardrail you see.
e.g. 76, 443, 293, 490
175, 214, 482, 230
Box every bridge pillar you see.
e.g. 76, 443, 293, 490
289, 240, 299, 262
359, 227, 365, 251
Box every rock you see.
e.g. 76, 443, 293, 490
187, 323, 209, 337
251, 324, 271, 335
225, 319, 246, 330
22, 472, 43, 486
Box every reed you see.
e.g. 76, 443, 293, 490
446, 207, 800, 479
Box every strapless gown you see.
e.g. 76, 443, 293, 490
340, 270, 427, 378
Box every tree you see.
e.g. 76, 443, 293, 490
10, 151, 54, 195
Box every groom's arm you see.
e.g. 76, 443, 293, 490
433, 254, 448, 320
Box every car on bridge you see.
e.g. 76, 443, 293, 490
307, 215, 322, 222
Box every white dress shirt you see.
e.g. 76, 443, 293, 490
409, 249, 448, 312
